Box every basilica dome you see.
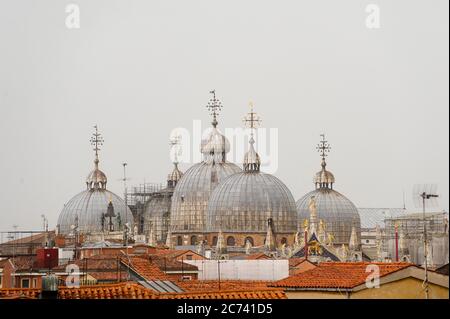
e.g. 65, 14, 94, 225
206, 139, 297, 234
57, 128, 133, 235
143, 163, 183, 243
296, 137, 360, 244
170, 92, 242, 235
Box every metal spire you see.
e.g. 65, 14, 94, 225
90, 125, 104, 169
206, 90, 223, 128
242, 102, 262, 172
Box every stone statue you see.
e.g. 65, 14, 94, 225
326, 233, 335, 246
245, 239, 252, 254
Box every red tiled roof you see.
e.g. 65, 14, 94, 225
178, 280, 272, 292
272, 262, 413, 290
147, 255, 198, 272
121, 256, 170, 281
0, 282, 286, 299
0, 288, 41, 299
159, 288, 287, 299
58, 282, 158, 299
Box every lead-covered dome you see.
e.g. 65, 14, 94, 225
170, 161, 241, 233
206, 172, 298, 233
57, 126, 133, 235
170, 92, 242, 234
296, 135, 360, 244
206, 106, 297, 234
57, 189, 133, 235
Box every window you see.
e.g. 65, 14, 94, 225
32, 278, 38, 288
226, 236, 235, 246
281, 237, 288, 245
186, 254, 193, 260
190, 235, 198, 245
21, 279, 30, 288
177, 236, 183, 246
212, 236, 218, 246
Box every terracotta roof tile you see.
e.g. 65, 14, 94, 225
0, 288, 41, 299
121, 256, 170, 281
272, 262, 413, 289
0, 282, 286, 299
58, 282, 158, 299
178, 280, 272, 292
159, 288, 287, 299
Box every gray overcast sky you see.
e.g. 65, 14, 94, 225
0, 0, 448, 232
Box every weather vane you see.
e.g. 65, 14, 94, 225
90, 125, 104, 158
206, 90, 223, 127
242, 101, 262, 133
316, 133, 331, 160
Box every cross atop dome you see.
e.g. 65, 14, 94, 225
90, 125, 104, 165
206, 90, 223, 128
316, 133, 331, 161
242, 101, 262, 133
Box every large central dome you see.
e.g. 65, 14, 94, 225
206, 104, 297, 243
170, 92, 242, 235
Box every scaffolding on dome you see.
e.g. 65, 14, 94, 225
126, 183, 164, 234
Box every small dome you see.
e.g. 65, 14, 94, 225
170, 161, 241, 233
167, 163, 183, 188
143, 189, 173, 242
314, 159, 335, 189
200, 127, 230, 163
86, 162, 108, 190
206, 172, 298, 233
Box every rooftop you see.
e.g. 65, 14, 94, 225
271, 262, 413, 290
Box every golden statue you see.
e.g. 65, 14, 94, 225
303, 219, 309, 231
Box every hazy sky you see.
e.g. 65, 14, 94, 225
0, 0, 448, 232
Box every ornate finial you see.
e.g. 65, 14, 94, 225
242, 101, 262, 134
90, 125, 104, 167
206, 90, 223, 128
242, 102, 262, 172
316, 134, 331, 165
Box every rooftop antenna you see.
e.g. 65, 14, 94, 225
41, 214, 48, 232
412, 184, 439, 300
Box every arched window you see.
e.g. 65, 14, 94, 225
244, 236, 254, 246
226, 236, 235, 246
190, 235, 198, 245
177, 236, 183, 246
281, 237, 288, 245
212, 236, 218, 246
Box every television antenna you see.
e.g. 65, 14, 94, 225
412, 184, 439, 300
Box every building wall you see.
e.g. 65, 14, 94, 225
171, 233, 295, 248
285, 278, 448, 299
352, 277, 448, 299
